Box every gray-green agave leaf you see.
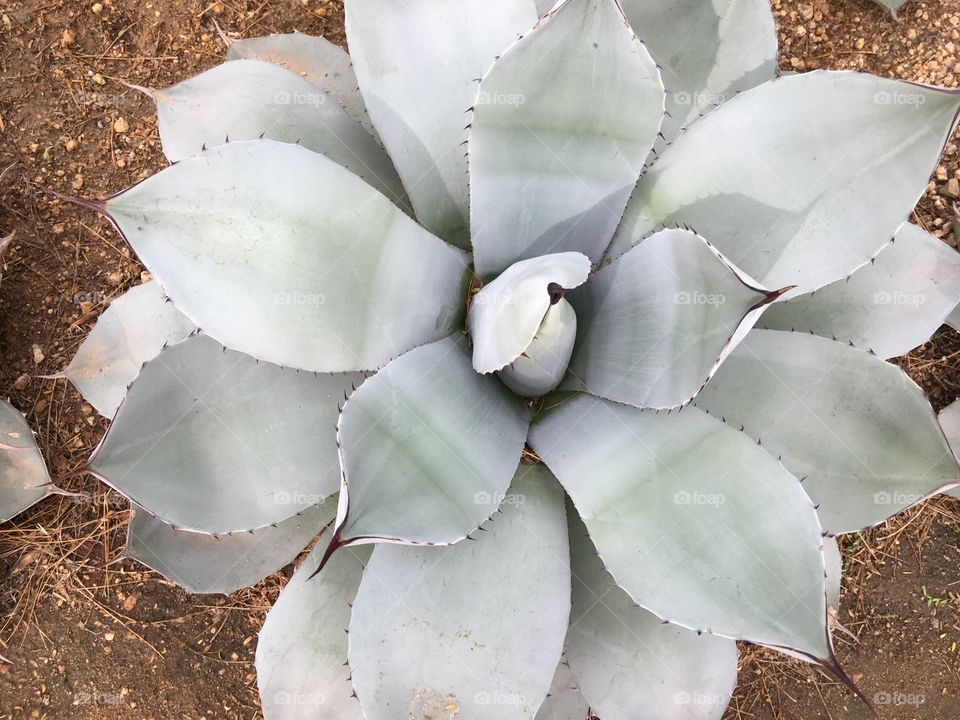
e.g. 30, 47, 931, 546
564, 228, 780, 409
621, 0, 778, 146
256, 523, 371, 720
64, 282, 196, 418
530, 392, 830, 660
534, 659, 589, 720
469, 0, 665, 278
937, 399, 960, 500
344, 0, 539, 248
611, 71, 960, 296
348, 464, 570, 720
139, 59, 407, 208
226, 30, 375, 136
499, 298, 578, 398
99, 140, 470, 373
1, 399, 50, 522
695, 330, 960, 534
567, 510, 738, 720
759, 223, 960, 359
469, 252, 590, 375
331, 335, 531, 550
89, 334, 363, 534
125, 498, 334, 595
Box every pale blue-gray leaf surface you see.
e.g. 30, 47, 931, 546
759, 223, 960, 359
126, 498, 334, 595
344, 0, 538, 248
695, 330, 959, 534
611, 71, 960, 296
256, 524, 371, 720
564, 228, 774, 409
226, 31, 375, 135
469, 0, 665, 278
566, 510, 738, 720
348, 464, 570, 720
530, 393, 830, 659
103, 140, 470, 372
1, 400, 50, 522
65, 282, 196, 418
469, 252, 590, 374
148, 60, 407, 208
90, 334, 364, 534
621, 0, 777, 145
334, 335, 531, 547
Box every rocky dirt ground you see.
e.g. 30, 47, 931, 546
0, 0, 959, 718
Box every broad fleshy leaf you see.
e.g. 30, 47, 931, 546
64, 282, 196, 418
226, 31, 375, 136
256, 524, 371, 720
937, 400, 960, 500
566, 511, 738, 720
534, 659, 589, 720
333, 335, 531, 548
469, 252, 590, 374
125, 498, 335, 595
1, 400, 50, 522
348, 464, 570, 720
695, 330, 959, 534
622, 0, 777, 145
499, 299, 578, 398
759, 223, 960, 359
610, 71, 960, 295
102, 140, 470, 373
564, 228, 776, 409
469, 0, 665, 278
947, 302, 960, 332
345, 0, 538, 248
529, 393, 830, 659
145, 59, 407, 208
90, 334, 364, 534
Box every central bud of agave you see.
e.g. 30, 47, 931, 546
467, 252, 592, 397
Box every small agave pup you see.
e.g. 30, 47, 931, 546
31, 0, 960, 717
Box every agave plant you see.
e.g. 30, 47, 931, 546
27, 0, 960, 717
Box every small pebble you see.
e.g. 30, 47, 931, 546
60, 29, 76, 47
92, 2, 103, 13
13, 374, 31, 391
31, 345, 44, 364
113, 117, 129, 134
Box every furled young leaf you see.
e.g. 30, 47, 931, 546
695, 330, 959, 534
469, 0, 665, 278
499, 299, 578, 398
226, 31, 375, 135
344, 0, 538, 248
348, 464, 570, 720
937, 399, 960, 500
469, 252, 590, 374
621, 0, 777, 145
566, 511, 738, 720
0, 400, 50, 522
125, 498, 335, 595
334, 335, 531, 547
759, 223, 960, 359
90, 334, 365, 534
144, 59, 407, 208
530, 393, 830, 659
64, 282, 196, 418
256, 524, 371, 720
611, 72, 960, 295
564, 228, 776, 409
534, 658, 589, 720
103, 140, 470, 373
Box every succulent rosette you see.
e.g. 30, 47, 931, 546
7, 0, 959, 717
